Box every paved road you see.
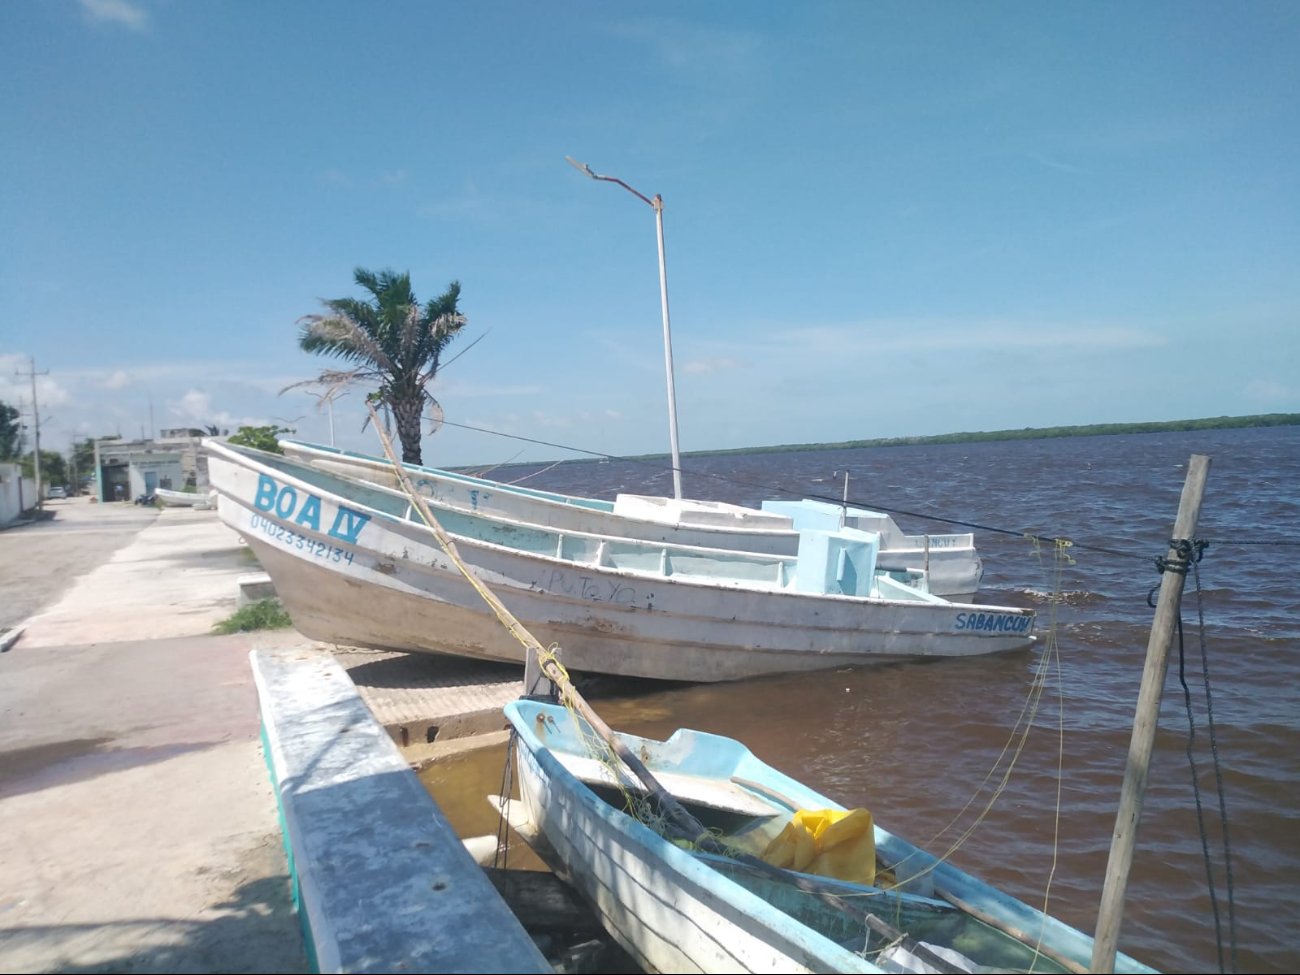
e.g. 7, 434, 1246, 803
0, 496, 310, 972
0, 630, 309, 973
1, 496, 159, 631
7, 498, 262, 648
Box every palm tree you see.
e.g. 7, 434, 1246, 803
293, 267, 467, 465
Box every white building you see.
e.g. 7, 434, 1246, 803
156, 427, 213, 489
0, 462, 37, 524
93, 439, 184, 502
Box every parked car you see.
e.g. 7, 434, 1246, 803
48, 486, 67, 499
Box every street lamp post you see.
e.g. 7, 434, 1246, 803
567, 157, 683, 501
322, 390, 350, 447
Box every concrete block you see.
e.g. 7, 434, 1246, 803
237, 572, 277, 608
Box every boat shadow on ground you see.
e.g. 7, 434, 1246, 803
336, 648, 693, 704
338, 649, 523, 688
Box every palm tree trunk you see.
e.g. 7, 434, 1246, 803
391, 396, 425, 465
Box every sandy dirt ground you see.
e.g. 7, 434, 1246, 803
4, 497, 263, 646
0, 497, 310, 973
1, 497, 160, 632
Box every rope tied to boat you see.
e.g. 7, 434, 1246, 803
365, 404, 977, 975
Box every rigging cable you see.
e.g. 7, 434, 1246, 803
428, 415, 1259, 969
435, 418, 1167, 563
493, 730, 517, 871
1154, 540, 1239, 974
924, 539, 1073, 973
432, 416, 1269, 967
436, 416, 1300, 556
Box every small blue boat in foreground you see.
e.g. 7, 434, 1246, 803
504, 698, 1157, 974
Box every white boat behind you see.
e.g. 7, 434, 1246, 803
206, 439, 1034, 682
278, 439, 984, 600
154, 487, 217, 508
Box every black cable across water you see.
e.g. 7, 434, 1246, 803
437, 419, 1297, 565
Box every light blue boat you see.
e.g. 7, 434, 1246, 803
504, 698, 1158, 974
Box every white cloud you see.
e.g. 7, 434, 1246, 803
172, 389, 215, 421
608, 18, 763, 76
317, 168, 350, 187
530, 410, 573, 429
1242, 378, 1293, 404
102, 370, 132, 390
0, 354, 72, 411
78, 0, 150, 31
682, 356, 743, 375
167, 388, 266, 430
1027, 152, 1093, 177
777, 319, 1167, 355
438, 378, 546, 398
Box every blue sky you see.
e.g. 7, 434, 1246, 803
3, 1, 1297, 467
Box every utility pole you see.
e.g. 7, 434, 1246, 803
15, 356, 47, 509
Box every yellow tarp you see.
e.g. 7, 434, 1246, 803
759, 807, 876, 886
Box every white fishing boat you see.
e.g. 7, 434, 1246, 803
154, 487, 217, 508
205, 439, 1034, 682
503, 697, 1157, 974
278, 439, 984, 600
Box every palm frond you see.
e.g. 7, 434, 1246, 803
281, 367, 379, 398
298, 314, 396, 373
425, 397, 445, 435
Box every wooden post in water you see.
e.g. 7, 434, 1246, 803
1091, 454, 1211, 972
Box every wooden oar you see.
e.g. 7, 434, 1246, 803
366, 407, 965, 973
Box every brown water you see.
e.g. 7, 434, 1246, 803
437, 425, 1300, 974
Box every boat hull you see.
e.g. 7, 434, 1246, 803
505, 699, 1159, 975
154, 487, 214, 507
511, 734, 873, 972
209, 444, 1034, 682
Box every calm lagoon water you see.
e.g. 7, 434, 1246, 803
449, 424, 1300, 974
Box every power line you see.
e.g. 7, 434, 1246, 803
437, 418, 1300, 562
436, 418, 1159, 563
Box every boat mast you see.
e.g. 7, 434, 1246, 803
1091, 453, 1211, 971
